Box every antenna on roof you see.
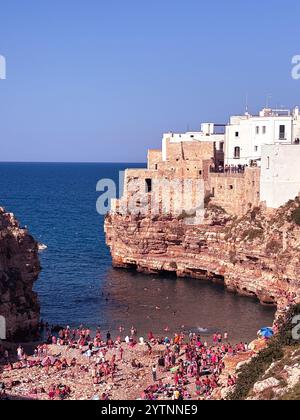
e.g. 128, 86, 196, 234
245, 93, 249, 114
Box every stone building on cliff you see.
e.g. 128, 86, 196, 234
110, 105, 300, 219
112, 125, 223, 223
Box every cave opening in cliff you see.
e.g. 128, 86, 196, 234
212, 274, 225, 284
157, 270, 177, 278
126, 263, 138, 272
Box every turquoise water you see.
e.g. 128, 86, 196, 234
0, 163, 275, 342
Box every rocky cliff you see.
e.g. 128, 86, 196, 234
225, 305, 300, 400
105, 198, 300, 314
0, 207, 41, 340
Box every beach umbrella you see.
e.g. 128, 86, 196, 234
258, 327, 274, 339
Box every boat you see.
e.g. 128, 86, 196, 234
38, 243, 48, 252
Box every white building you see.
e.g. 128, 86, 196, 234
225, 107, 300, 166
162, 123, 225, 162
260, 144, 300, 208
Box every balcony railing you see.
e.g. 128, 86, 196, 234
210, 165, 246, 175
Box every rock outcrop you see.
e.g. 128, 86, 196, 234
105, 198, 300, 313
0, 208, 41, 340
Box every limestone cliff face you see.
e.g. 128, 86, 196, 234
0, 208, 41, 340
105, 199, 300, 313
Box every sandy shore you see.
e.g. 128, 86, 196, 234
0, 336, 266, 401
0, 342, 182, 400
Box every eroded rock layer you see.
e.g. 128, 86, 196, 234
0, 208, 41, 340
105, 200, 300, 314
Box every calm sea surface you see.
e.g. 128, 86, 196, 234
0, 163, 275, 342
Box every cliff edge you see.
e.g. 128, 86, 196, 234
0, 207, 41, 340
105, 198, 300, 314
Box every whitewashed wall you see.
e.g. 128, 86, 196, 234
260, 144, 300, 208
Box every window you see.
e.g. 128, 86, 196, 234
263, 126, 267, 134
254, 146, 258, 152
220, 142, 224, 151
279, 125, 286, 140
256, 126, 260, 135
145, 179, 152, 193
235, 132, 239, 138
234, 146, 241, 159
155, 164, 158, 170
229, 185, 234, 190
267, 157, 270, 170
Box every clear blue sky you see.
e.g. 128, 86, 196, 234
0, 0, 299, 162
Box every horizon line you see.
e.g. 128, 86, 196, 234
0, 161, 147, 164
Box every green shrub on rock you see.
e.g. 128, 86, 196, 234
228, 304, 300, 400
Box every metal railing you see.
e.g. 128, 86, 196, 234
210, 165, 246, 175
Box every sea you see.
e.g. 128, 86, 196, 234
0, 162, 275, 343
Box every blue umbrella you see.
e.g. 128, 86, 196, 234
258, 327, 274, 339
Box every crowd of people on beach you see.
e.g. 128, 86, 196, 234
0, 323, 249, 401
142, 330, 243, 400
